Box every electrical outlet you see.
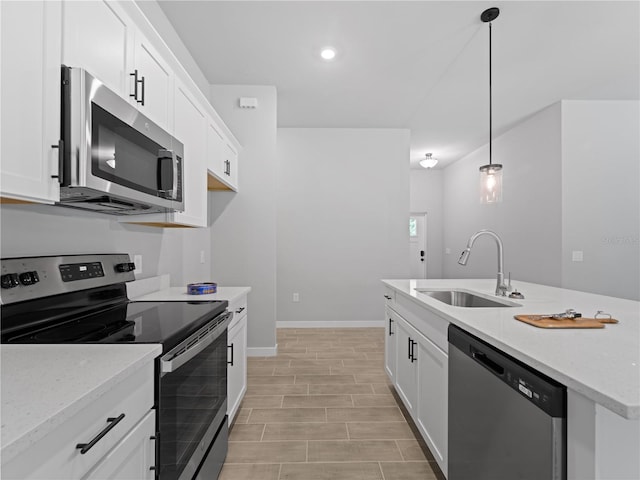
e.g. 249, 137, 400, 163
200, 251, 205, 264
133, 255, 142, 275
293, 292, 300, 303
572, 251, 584, 262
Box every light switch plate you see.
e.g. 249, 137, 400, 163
572, 250, 584, 262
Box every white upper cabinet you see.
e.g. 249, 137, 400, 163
0, 1, 62, 204
124, 80, 207, 227
131, 33, 173, 131
62, 1, 132, 98
62, 1, 172, 132
171, 81, 207, 227
206, 118, 239, 192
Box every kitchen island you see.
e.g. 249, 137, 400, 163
382, 278, 639, 480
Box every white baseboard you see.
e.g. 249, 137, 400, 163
247, 344, 278, 357
276, 320, 384, 328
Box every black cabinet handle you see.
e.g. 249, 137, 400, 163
139, 75, 145, 106
384, 295, 391, 300
235, 307, 245, 314
407, 337, 411, 360
76, 413, 125, 454
410, 340, 417, 363
130, 70, 139, 101
228, 343, 234, 366
50, 139, 64, 183
388, 318, 394, 336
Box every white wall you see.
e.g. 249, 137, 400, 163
410, 168, 444, 279
442, 103, 564, 288
208, 85, 278, 353
276, 128, 410, 325
561, 101, 640, 300
440, 100, 639, 301
0, 204, 211, 285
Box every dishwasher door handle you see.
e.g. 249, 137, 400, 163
471, 349, 504, 376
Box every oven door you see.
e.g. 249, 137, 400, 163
157, 311, 232, 480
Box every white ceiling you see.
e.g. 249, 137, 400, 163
157, 1, 639, 169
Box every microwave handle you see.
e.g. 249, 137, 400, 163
157, 149, 176, 197
172, 151, 178, 199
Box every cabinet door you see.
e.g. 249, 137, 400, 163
206, 119, 238, 192
223, 140, 239, 190
384, 307, 398, 382
1, 0, 61, 203
416, 335, 448, 476
82, 410, 156, 480
206, 119, 225, 179
62, 0, 132, 98
133, 33, 173, 131
227, 313, 247, 423
394, 316, 418, 415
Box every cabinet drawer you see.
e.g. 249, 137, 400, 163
228, 295, 248, 326
383, 287, 396, 307
3, 362, 154, 480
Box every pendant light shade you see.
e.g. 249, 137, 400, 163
420, 153, 438, 169
479, 163, 503, 203
479, 7, 503, 204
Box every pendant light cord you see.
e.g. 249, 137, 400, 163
489, 21, 493, 167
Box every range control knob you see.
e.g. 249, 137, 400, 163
19, 271, 40, 286
115, 262, 136, 273
1, 273, 20, 289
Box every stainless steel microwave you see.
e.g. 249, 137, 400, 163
58, 66, 184, 215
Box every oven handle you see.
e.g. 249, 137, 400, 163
160, 311, 232, 376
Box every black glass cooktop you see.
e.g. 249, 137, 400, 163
1, 284, 227, 352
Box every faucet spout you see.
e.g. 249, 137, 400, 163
458, 230, 508, 296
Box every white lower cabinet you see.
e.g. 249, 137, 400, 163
2, 361, 155, 479
384, 306, 397, 382
394, 314, 419, 415
227, 295, 248, 423
385, 302, 449, 477
82, 410, 155, 480
416, 332, 448, 476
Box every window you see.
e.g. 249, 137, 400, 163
409, 217, 417, 237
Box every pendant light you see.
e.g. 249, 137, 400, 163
479, 7, 502, 204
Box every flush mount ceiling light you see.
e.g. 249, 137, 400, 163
420, 153, 438, 169
320, 47, 336, 61
479, 7, 503, 204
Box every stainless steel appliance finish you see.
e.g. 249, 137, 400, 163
448, 325, 566, 480
415, 289, 520, 308
59, 66, 184, 215
1, 254, 230, 480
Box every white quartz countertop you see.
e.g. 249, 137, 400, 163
130, 286, 251, 304
382, 279, 640, 419
1, 344, 161, 463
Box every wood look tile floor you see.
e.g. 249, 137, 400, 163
220, 328, 446, 480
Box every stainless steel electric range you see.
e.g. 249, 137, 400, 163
1, 254, 231, 480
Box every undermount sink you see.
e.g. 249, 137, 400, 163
415, 289, 520, 308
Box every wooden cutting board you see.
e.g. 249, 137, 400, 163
515, 314, 619, 329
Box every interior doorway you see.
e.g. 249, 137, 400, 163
409, 212, 427, 278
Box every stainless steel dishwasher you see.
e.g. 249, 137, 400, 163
448, 324, 566, 480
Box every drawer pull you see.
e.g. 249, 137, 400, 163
235, 307, 245, 314
76, 413, 125, 454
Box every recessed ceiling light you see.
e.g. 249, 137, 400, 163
320, 47, 336, 61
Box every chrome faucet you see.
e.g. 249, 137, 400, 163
458, 230, 508, 296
